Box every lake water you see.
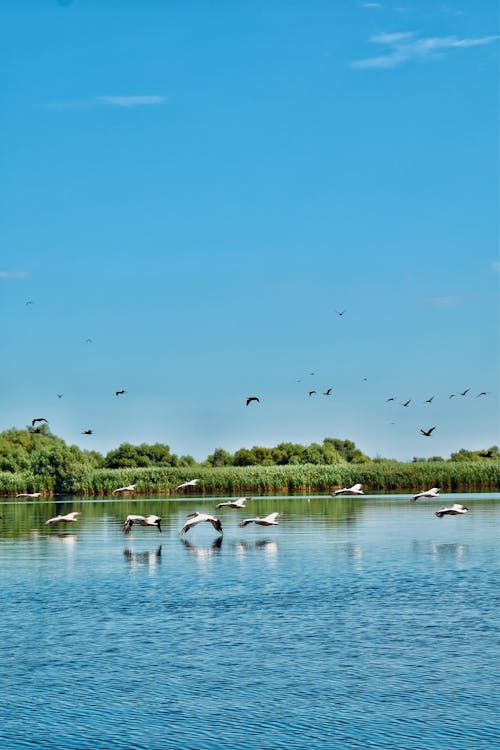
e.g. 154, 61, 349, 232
0, 493, 498, 750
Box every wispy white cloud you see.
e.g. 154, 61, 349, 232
361, 3, 383, 7
97, 95, 166, 107
422, 295, 461, 307
351, 31, 498, 68
0, 270, 28, 279
45, 95, 166, 110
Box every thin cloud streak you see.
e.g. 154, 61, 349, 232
45, 96, 166, 110
0, 270, 28, 279
97, 95, 166, 107
351, 32, 499, 68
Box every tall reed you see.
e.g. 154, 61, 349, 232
1, 461, 499, 497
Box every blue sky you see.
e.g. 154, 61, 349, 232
1, 0, 498, 461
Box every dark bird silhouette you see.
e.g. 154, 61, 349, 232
309, 390, 317, 396
323, 388, 333, 396
401, 399, 411, 407
459, 389, 470, 397
31, 418, 48, 427
420, 426, 437, 437
424, 396, 434, 403
246, 396, 260, 406
449, 393, 457, 399
476, 392, 490, 397
435, 504, 469, 518
57, 394, 63, 399
123, 515, 162, 534
115, 390, 126, 396
335, 310, 346, 316
81, 429, 93, 435
386, 396, 397, 402
85, 338, 93, 343
25, 300, 34, 306
180, 512, 223, 536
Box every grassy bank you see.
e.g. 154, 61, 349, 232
1, 461, 499, 498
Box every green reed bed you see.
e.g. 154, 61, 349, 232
1, 461, 499, 498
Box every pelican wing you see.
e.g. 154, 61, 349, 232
239, 518, 257, 527
210, 518, 223, 534
45, 515, 62, 525
123, 518, 134, 534
180, 518, 197, 534
263, 512, 281, 523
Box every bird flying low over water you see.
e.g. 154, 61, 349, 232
115, 390, 126, 396
45, 512, 81, 525
386, 396, 397, 402
31, 418, 48, 427
216, 497, 250, 509
123, 515, 162, 534
180, 512, 223, 536
411, 487, 440, 502
176, 479, 199, 490
423, 396, 434, 404
401, 399, 411, 407
81, 429, 94, 435
246, 396, 260, 406
309, 390, 317, 396
332, 483, 364, 496
420, 426, 436, 437
435, 504, 469, 518
112, 484, 136, 494
16, 492, 41, 498
239, 512, 281, 528
459, 389, 470, 396
476, 391, 490, 397
323, 388, 333, 396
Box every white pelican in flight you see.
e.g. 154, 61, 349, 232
435, 504, 469, 518
411, 487, 440, 502
180, 512, 223, 536
332, 483, 364, 496
123, 515, 162, 534
112, 484, 137, 494
45, 511, 81, 525
239, 512, 281, 528
16, 492, 41, 498
215, 497, 250, 509
176, 479, 199, 490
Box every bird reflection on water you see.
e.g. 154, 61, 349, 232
181, 536, 223, 558
123, 546, 162, 572
234, 539, 278, 559
46, 533, 78, 546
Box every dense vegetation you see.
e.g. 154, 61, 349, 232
0, 426, 498, 497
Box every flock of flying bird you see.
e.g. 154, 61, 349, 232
36, 481, 469, 535
246, 371, 490, 441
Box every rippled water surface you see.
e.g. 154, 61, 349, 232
1, 493, 498, 749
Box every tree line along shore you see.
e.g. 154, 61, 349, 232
0, 427, 499, 497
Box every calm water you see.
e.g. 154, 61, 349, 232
0, 493, 498, 750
